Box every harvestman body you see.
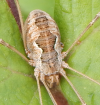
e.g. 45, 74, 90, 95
1, 0, 100, 105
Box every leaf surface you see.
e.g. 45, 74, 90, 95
55, 0, 100, 105
0, 0, 100, 105
0, 0, 54, 105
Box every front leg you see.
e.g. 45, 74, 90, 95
0, 39, 36, 66
62, 12, 100, 59
61, 61, 100, 86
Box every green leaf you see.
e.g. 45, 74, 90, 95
0, 1, 37, 105
0, 0, 55, 105
0, 0, 100, 105
55, 0, 100, 105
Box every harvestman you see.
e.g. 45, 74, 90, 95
0, 0, 100, 105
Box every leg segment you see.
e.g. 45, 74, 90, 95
60, 68, 86, 105
62, 12, 100, 59
0, 39, 35, 66
14, 0, 27, 49
62, 61, 100, 86
40, 73, 57, 105
34, 69, 43, 105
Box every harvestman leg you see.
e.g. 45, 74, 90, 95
60, 12, 100, 105
61, 12, 100, 85
0, 39, 28, 63
62, 12, 100, 58
40, 73, 58, 105
62, 61, 100, 85
60, 61, 100, 105
34, 69, 43, 105
60, 68, 86, 105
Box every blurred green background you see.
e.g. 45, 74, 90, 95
19, 0, 55, 20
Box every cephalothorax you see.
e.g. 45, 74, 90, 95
0, 0, 100, 105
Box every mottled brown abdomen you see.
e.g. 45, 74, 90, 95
24, 10, 62, 65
